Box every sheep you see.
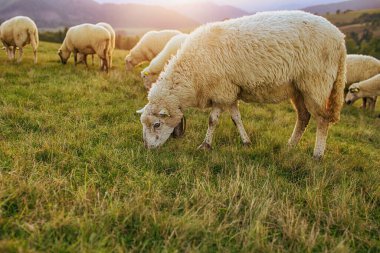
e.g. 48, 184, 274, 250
141, 33, 188, 90
138, 11, 346, 159
77, 22, 116, 68
345, 74, 380, 110
346, 54, 380, 110
125, 30, 182, 71
0, 16, 39, 64
58, 23, 111, 72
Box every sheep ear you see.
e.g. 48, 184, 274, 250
136, 105, 146, 114
172, 116, 186, 138
350, 87, 360, 93
159, 108, 170, 117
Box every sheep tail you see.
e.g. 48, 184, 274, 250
328, 44, 346, 124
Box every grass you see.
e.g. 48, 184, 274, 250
0, 42, 379, 252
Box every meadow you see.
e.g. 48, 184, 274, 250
0, 42, 379, 252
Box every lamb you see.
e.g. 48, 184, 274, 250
141, 33, 188, 90
77, 22, 116, 68
346, 74, 380, 109
58, 23, 111, 72
138, 11, 346, 159
0, 16, 39, 64
346, 54, 380, 110
125, 30, 182, 71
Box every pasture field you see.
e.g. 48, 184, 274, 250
324, 8, 380, 26
0, 42, 379, 252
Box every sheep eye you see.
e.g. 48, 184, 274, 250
153, 122, 161, 129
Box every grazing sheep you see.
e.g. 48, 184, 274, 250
141, 33, 188, 90
0, 16, 39, 64
58, 23, 111, 72
78, 22, 116, 68
138, 11, 346, 159
125, 30, 182, 71
346, 74, 380, 110
346, 54, 380, 110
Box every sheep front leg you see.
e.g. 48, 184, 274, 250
17, 47, 23, 63
313, 117, 330, 160
11, 46, 16, 60
198, 106, 222, 150
74, 51, 78, 66
229, 103, 251, 146
83, 55, 88, 67
5, 46, 12, 60
362, 98, 368, 110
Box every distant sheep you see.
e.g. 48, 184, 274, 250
141, 33, 188, 90
125, 30, 182, 71
58, 23, 111, 72
77, 22, 116, 68
346, 74, 380, 110
346, 54, 380, 110
0, 16, 39, 63
138, 11, 346, 159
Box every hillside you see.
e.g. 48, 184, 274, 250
0, 0, 199, 29
169, 2, 249, 23
304, 0, 380, 14
0, 0, 250, 29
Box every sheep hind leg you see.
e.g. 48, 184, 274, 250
101, 57, 109, 73
313, 117, 330, 160
33, 49, 37, 64
198, 106, 222, 150
368, 97, 377, 111
229, 103, 251, 146
288, 94, 311, 147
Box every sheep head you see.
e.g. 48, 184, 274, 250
58, 49, 70, 64
125, 54, 135, 71
141, 70, 159, 90
138, 103, 185, 149
345, 85, 361, 105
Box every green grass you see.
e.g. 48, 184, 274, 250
0, 42, 379, 252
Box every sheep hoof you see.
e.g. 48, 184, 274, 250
198, 142, 212, 151
312, 154, 323, 161
243, 141, 251, 147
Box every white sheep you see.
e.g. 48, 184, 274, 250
346, 74, 380, 110
346, 54, 380, 110
125, 30, 182, 71
141, 33, 188, 90
138, 11, 346, 159
0, 16, 39, 64
77, 22, 116, 68
58, 23, 111, 72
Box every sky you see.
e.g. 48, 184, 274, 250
94, 0, 345, 11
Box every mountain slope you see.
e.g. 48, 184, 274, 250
169, 2, 249, 23
304, 0, 380, 14
0, 0, 199, 29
